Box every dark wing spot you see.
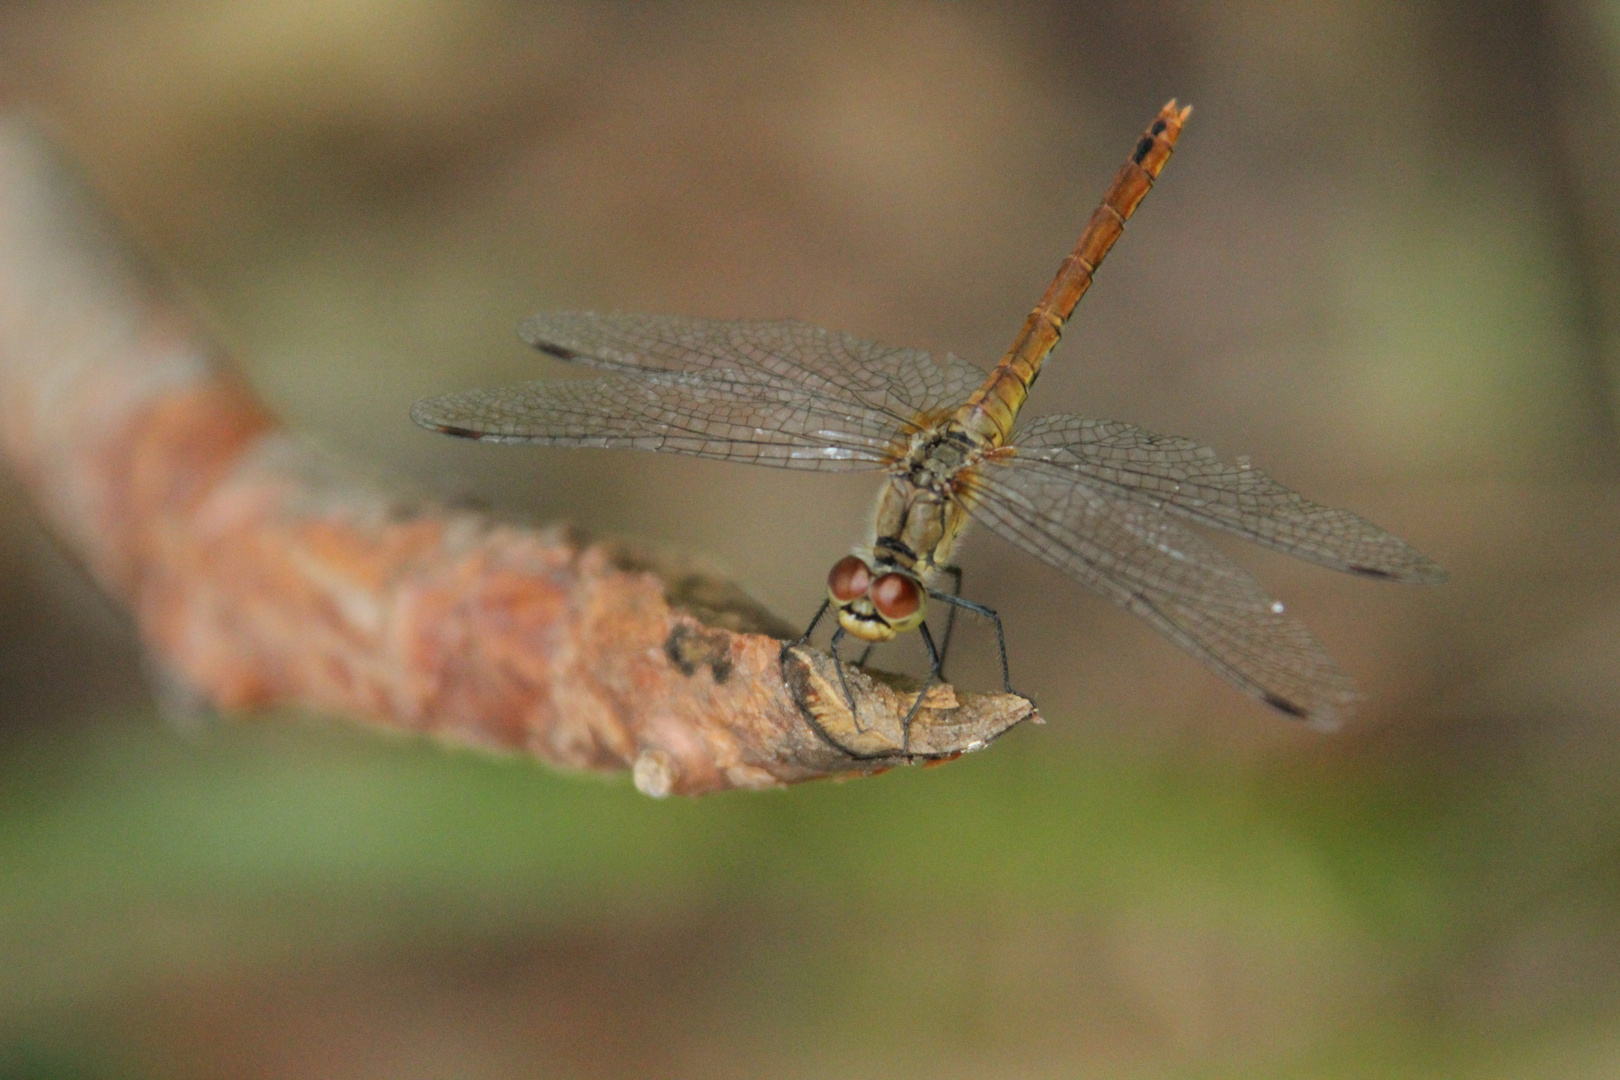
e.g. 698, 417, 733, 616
1262, 693, 1310, 719
438, 425, 487, 439
1349, 565, 1399, 580
533, 341, 578, 361
1132, 135, 1155, 164
1149, 119, 1167, 136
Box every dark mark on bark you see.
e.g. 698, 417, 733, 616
664, 623, 734, 683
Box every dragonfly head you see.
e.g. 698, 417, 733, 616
827, 555, 926, 643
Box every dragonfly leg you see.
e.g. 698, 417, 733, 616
896, 621, 946, 755
924, 590, 1027, 701
782, 599, 830, 653
828, 625, 870, 734
933, 565, 965, 676
780, 601, 880, 745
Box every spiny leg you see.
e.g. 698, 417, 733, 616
896, 621, 946, 756
780, 599, 854, 726
783, 598, 830, 653
926, 589, 1022, 699
933, 565, 965, 675
778, 601, 877, 738
855, 567, 962, 676
828, 625, 868, 733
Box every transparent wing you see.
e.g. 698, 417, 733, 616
1012, 415, 1446, 583
411, 369, 905, 472
413, 312, 991, 472
519, 312, 988, 421
972, 456, 1360, 727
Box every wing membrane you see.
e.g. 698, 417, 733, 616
1012, 415, 1445, 583
520, 312, 988, 422
973, 456, 1360, 727
413, 312, 992, 472
411, 370, 903, 471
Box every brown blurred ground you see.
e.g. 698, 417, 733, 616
3, 2, 1619, 1078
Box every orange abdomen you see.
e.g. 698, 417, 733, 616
956, 100, 1190, 446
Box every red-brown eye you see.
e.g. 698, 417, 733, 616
869, 572, 922, 621
827, 555, 872, 602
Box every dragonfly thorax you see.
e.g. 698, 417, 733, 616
857, 422, 986, 595
901, 424, 979, 489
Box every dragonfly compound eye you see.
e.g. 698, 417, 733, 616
869, 572, 923, 623
827, 555, 873, 603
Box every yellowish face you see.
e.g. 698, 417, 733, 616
826, 555, 927, 643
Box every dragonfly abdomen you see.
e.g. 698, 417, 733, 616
956, 100, 1191, 448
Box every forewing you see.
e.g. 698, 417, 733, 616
973, 456, 1360, 727
1012, 415, 1446, 583
519, 312, 988, 421
410, 370, 902, 471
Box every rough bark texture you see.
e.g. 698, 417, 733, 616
0, 117, 1035, 795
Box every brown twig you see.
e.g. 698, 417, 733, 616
0, 117, 1035, 795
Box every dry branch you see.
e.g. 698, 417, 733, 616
0, 117, 1035, 795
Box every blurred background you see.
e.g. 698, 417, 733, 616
2, 1, 1618, 1076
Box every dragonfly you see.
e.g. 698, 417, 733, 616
412, 100, 1446, 746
